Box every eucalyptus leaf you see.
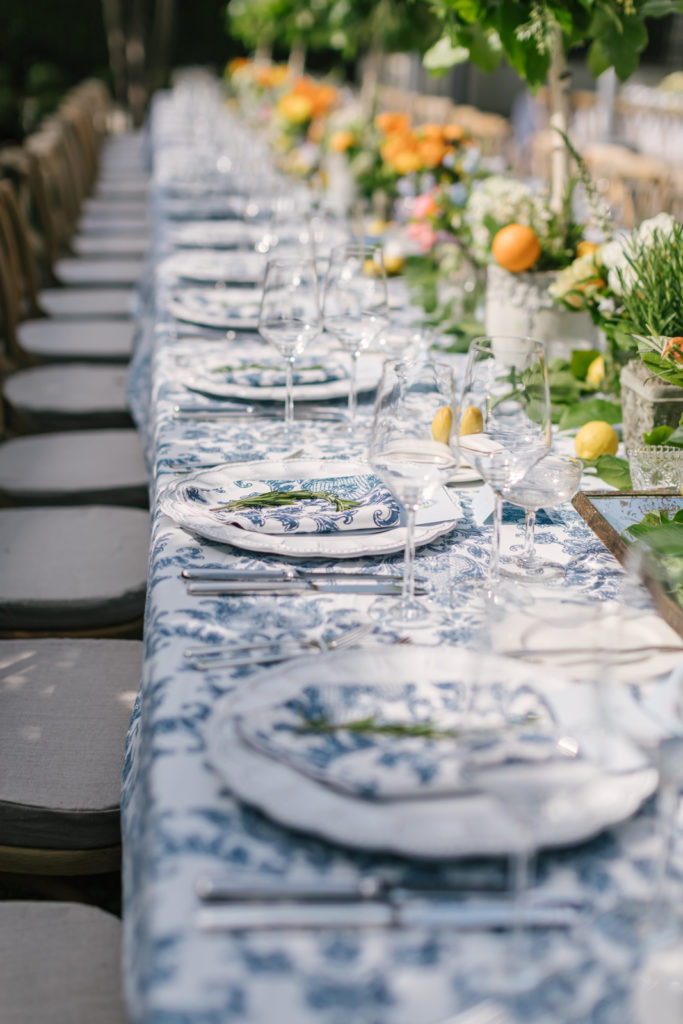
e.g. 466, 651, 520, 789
643, 426, 675, 446
558, 398, 622, 431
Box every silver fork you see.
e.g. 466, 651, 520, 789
185, 622, 373, 669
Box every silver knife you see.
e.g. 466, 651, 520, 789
195, 899, 580, 932
181, 568, 407, 583
186, 580, 423, 596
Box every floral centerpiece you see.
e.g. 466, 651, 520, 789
272, 76, 340, 178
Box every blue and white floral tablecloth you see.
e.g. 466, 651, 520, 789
121, 86, 683, 1024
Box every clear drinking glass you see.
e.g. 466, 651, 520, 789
368, 357, 458, 627
456, 335, 552, 601
257, 258, 322, 438
502, 454, 584, 580
323, 243, 389, 429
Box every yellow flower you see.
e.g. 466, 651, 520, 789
277, 93, 314, 124
329, 129, 355, 153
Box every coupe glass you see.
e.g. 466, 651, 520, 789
502, 454, 584, 580
257, 258, 322, 439
456, 335, 551, 601
323, 243, 389, 429
368, 357, 458, 627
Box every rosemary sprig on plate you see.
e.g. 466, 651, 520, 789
298, 712, 541, 740
212, 362, 325, 374
211, 490, 362, 513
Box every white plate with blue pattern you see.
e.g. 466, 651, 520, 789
168, 287, 262, 330
168, 221, 264, 249
206, 645, 657, 858
161, 250, 268, 284
159, 458, 461, 557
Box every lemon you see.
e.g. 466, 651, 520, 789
431, 405, 453, 444
460, 405, 484, 436
384, 254, 405, 276
577, 240, 599, 258
585, 355, 605, 388
574, 420, 618, 459
363, 258, 380, 278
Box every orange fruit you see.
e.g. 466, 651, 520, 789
492, 224, 542, 273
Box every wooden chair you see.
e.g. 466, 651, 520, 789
581, 143, 672, 228
0, 183, 137, 366
0, 902, 127, 1022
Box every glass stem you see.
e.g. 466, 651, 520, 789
521, 510, 537, 565
347, 350, 359, 426
285, 356, 295, 429
509, 843, 535, 979
486, 490, 503, 591
401, 505, 417, 610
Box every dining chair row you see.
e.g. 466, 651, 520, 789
0, 83, 148, 1021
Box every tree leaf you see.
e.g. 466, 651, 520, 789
642, 425, 675, 445
583, 455, 632, 490
423, 35, 470, 73
558, 398, 622, 430
570, 349, 601, 380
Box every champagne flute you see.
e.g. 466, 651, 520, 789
368, 356, 458, 626
257, 258, 322, 439
502, 454, 584, 580
456, 335, 552, 602
322, 243, 389, 430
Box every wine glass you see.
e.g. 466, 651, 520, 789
322, 243, 389, 430
502, 454, 584, 580
456, 335, 552, 602
368, 356, 458, 627
257, 258, 322, 439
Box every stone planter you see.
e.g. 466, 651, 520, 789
620, 358, 683, 449
485, 264, 598, 361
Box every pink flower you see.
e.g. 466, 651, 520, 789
408, 221, 437, 253
411, 193, 438, 220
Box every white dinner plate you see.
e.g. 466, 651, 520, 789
161, 250, 268, 284
182, 352, 383, 402
169, 221, 264, 249
205, 645, 657, 859
159, 458, 461, 558
168, 287, 261, 330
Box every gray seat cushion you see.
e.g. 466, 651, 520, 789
0, 506, 149, 630
72, 233, 149, 258
78, 215, 150, 236
0, 902, 126, 1023
5, 363, 132, 430
38, 287, 134, 318
18, 320, 135, 363
0, 430, 148, 506
0, 639, 140, 849
54, 258, 146, 289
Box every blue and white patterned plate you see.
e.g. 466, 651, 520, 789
159, 458, 461, 557
161, 250, 268, 284
207, 357, 347, 389
207, 645, 657, 858
167, 287, 262, 329
182, 352, 382, 403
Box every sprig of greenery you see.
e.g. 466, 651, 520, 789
617, 225, 683, 339
298, 711, 540, 739
211, 490, 362, 513
212, 363, 325, 374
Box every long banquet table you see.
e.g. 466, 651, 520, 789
121, 82, 683, 1024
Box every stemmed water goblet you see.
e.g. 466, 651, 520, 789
502, 454, 584, 581
323, 243, 389, 430
368, 356, 458, 627
455, 335, 552, 603
257, 257, 322, 441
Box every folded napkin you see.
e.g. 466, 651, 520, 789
210, 359, 346, 388
209, 473, 401, 534
235, 680, 569, 802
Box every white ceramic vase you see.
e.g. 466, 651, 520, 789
485, 263, 598, 360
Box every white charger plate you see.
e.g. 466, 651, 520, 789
159, 458, 461, 558
168, 287, 261, 330
205, 645, 657, 859
183, 353, 383, 402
